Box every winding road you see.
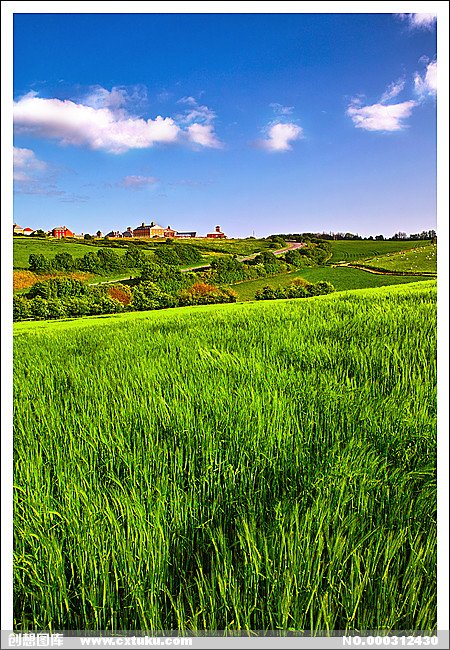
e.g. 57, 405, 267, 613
88, 241, 305, 286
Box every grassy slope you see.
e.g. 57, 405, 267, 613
14, 282, 437, 632
328, 239, 431, 263
13, 237, 272, 270
228, 267, 430, 301
13, 238, 123, 269
361, 244, 437, 274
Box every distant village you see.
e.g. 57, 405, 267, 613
13, 222, 227, 240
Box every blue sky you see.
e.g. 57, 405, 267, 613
12, 11, 438, 238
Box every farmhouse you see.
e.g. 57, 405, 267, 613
51, 226, 74, 238
207, 225, 226, 239
133, 221, 166, 238
164, 226, 176, 238
122, 227, 134, 238
13, 224, 25, 235
105, 230, 123, 239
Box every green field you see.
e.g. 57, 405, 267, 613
328, 240, 431, 264
228, 267, 430, 301
361, 244, 437, 274
13, 238, 130, 269
13, 237, 273, 271
14, 282, 437, 632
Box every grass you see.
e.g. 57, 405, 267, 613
361, 244, 437, 274
328, 240, 432, 264
13, 238, 118, 269
13, 237, 273, 270
14, 282, 437, 632
227, 267, 430, 301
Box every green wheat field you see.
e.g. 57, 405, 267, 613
13, 281, 437, 633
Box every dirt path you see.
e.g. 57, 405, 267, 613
88, 242, 305, 285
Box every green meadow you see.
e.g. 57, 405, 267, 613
14, 282, 437, 632
13, 237, 273, 271
328, 239, 431, 264
228, 267, 429, 301
13, 238, 121, 269
361, 244, 437, 274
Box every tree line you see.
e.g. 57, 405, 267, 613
270, 231, 436, 242
28, 242, 204, 274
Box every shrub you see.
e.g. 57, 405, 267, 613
314, 280, 335, 295
46, 299, 68, 319
255, 280, 335, 301
27, 278, 89, 300
64, 297, 92, 317
29, 254, 53, 273
125, 247, 147, 269
107, 284, 132, 305
29, 296, 51, 319
154, 243, 202, 266
53, 253, 75, 271
179, 282, 237, 306
13, 296, 31, 321
78, 252, 101, 273
131, 282, 178, 311
96, 248, 125, 271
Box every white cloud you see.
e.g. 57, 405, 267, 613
176, 95, 217, 127
186, 123, 222, 148
13, 146, 47, 181
380, 78, 405, 103
414, 60, 437, 98
397, 13, 437, 29
83, 84, 149, 111
118, 175, 158, 190
347, 100, 417, 131
258, 122, 303, 152
13, 91, 221, 153
270, 102, 294, 116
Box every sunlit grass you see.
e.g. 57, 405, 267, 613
328, 240, 431, 264
227, 269, 429, 301
361, 245, 437, 274
14, 282, 437, 632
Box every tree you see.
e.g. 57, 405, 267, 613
29, 253, 53, 272
96, 248, 124, 270
84, 233, 93, 240
125, 247, 146, 268
77, 252, 100, 272
29, 296, 51, 319
13, 296, 31, 321
53, 252, 75, 271
30, 229, 47, 238
375, 234, 384, 241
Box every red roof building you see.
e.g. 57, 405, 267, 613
52, 226, 74, 239
164, 226, 177, 238
207, 225, 226, 239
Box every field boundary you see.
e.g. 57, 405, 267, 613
335, 263, 437, 277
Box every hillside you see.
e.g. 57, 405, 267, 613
14, 237, 435, 304
227, 267, 430, 301
327, 239, 431, 263
360, 243, 437, 274
14, 282, 437, 632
